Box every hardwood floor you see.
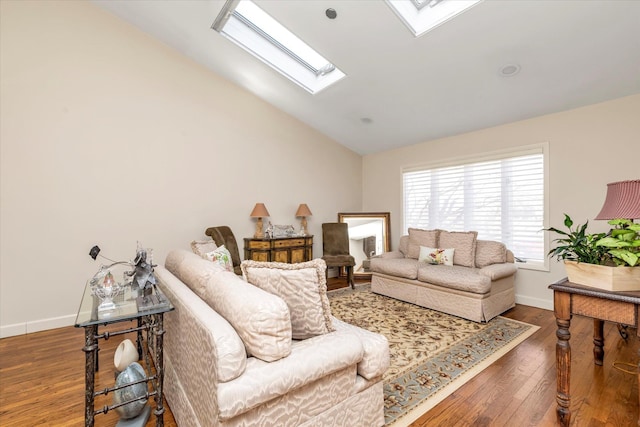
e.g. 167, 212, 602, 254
1, 282, 638, 426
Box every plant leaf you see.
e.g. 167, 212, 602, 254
608, 249, 638, 266
597, 237, 630, 248
563, 214, 573, 229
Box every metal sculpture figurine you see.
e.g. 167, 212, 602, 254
129, 246, 157, 296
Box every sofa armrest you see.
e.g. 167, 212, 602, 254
478, 263, 518, 281
331, 317, 389, 380
157, 266, 248, 424
375, 250, 405, 259
217, 330, 364, 420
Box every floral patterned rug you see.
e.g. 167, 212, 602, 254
328, 285, 539, 426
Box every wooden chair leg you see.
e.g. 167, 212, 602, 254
347, 266, 354, 289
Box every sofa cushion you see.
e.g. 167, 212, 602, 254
217, 330, 364, 421
370, 257, 419, 280
165, 248, 224, 297
438, 230, 478, 268
241, 259, 335, 340
156, 266, 247, 383
398, 235, 409, 256
407, 228, 439, 259
417, 264, 491, 294
475, 240, 507, 268
166, 250, 292, 362
419, 246, 455, 266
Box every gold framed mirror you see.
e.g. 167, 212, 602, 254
338, 212, 391, 280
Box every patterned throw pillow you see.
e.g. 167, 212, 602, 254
190, 240, 217, 257
419, 246, 455, 266
241, 259, 335, 340
204, 245, 233, 272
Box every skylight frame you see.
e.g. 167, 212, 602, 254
212, 0, 345, 94
387, 0, 482, 37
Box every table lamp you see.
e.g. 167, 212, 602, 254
250, 203, 270, 238
295, 203, 312, 236
594, 179, 640, 220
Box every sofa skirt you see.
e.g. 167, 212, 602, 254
371, 273, 515, 322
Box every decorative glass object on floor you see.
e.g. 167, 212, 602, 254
113, 362, 148, 419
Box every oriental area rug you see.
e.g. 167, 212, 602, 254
328, 285, 539, 426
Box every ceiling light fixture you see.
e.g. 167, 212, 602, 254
325, 8, 337, 19
499, 64, 521, 77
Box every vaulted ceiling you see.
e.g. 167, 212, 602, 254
93, 0, 640, 155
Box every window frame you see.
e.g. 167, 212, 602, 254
401, 143, 549, 271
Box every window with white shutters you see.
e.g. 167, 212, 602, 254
402, 144, 547, 268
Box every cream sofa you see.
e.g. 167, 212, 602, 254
370, 229, 517, 322
156, 249, 389, 426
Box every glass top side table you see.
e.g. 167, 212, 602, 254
74, 281, 174, 427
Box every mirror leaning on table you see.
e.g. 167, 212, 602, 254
337, 212, 391, 280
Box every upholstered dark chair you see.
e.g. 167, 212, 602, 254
205, 226, 242, 275
322, 222, 356, 289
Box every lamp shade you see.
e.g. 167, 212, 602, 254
250, 203, 270, 218
295, 204, 312, 217
594, 179, 640, 220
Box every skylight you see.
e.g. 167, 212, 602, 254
212, 0, 345, 94
387, 0, 482, 37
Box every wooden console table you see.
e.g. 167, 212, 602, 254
244, 235, 313, 263
549, 278, 640, 426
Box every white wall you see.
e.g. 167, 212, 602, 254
0, 1, 362, 337
363, 94, 640, 310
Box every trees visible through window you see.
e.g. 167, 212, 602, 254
403, 146, 546, 265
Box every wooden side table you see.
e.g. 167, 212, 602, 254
244, 235, 313, 263
549, 278, 640, 427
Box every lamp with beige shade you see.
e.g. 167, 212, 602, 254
295, 204, 312, 236
250, 203, 270, 239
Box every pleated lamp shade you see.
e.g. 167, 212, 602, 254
594, 180, 640, 220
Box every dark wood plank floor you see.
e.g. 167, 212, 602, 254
0, 279, 637, 426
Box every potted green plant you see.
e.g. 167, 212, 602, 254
595, 218, 640, 267
546, 214, 640, 291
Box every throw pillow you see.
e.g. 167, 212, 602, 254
419, 246, 455, 266
475, 240, 508, 268
241, 259, 335, 340
191, 240, 217, 257
204, 245, 233, 272
407, 228, 439, 259
438, 230, 478, 268
165, 249, 292, 363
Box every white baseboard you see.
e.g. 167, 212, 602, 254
515, 294, 554, 311
0, 314, 76, 338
